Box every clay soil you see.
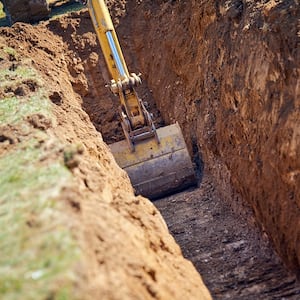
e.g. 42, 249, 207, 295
1, 0, 300, 299
0, 6, 211, 300
156, 178, 300, 299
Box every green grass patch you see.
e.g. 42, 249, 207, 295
0, 60, 51, 126
0, 2, 7, 27
0, 137, 81, 300
0, 50, 82, 299
0, 63, 41, 86
0, 1, 85, 27
2, 46, 17, 58
0, 93, 51, 125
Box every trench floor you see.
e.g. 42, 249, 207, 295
154, 174, 300, 300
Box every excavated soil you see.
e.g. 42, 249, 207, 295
0, 7, 211, 300
121, 0, 300, 276
1, 0, 300, 299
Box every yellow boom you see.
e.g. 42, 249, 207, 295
86, 0, 196, 199
87, 0, 157, 151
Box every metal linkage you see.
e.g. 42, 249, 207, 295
110, 73, 142, 94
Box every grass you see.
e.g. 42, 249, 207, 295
0, 46, 82, 300
0, 94, 51, 125
3, 46, 17, 57
0, 55, 50, 126
0, 2, 6, 27
0, 138, 81, 300
0, 1, 85, 27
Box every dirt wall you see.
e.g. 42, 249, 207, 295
120, 0, 300, 275
0, 20, 212, 299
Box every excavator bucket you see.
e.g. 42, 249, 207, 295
109, 123, 196, 199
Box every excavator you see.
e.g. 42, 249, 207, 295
3, 0, 196, 199
87, 0, 196, 199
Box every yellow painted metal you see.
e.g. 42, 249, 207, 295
87, 0, 145, 128
87, 0, 129, 81
87, 1, 196, 198
109, 123, 196, 199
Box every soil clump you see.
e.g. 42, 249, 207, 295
0, 9, 211, 300
119, 0, 300, 277
1, 0, 299, 298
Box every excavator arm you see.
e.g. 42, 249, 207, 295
86, 0, 196, 199
2, 0, 196, 198
87, 0, 158, 151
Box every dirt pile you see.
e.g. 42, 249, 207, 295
120, 0, 300, 276
0, 16, 211, 300
1, 0, 299, 297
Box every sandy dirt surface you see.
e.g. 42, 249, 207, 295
1, 0, 299, 299
155, 177, 300, 299
0, 8, 211, 300
118, 0, 300, 277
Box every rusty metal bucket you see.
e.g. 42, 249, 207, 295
109, 123, 196, 199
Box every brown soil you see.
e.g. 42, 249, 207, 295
119, 0, 300, 276
1, 0, 299, 299
156, 177, 300, 299
0, 8, 211, 300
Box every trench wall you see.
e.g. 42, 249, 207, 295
119, 0, 300, 275
0, 18, 213, 299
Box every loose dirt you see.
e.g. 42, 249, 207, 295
155, 177, 300, 299
120, 0, 300, 277
0, 8, 211, 300
1, 0, 299, 299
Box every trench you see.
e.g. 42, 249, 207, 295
43, 4, 300, 299
2, 0, 296, 298
80, 63, 300, 297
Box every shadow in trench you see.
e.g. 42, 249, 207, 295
47, 9, 200, 201
154, 173, 300, 299
191, 136, 204, 186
